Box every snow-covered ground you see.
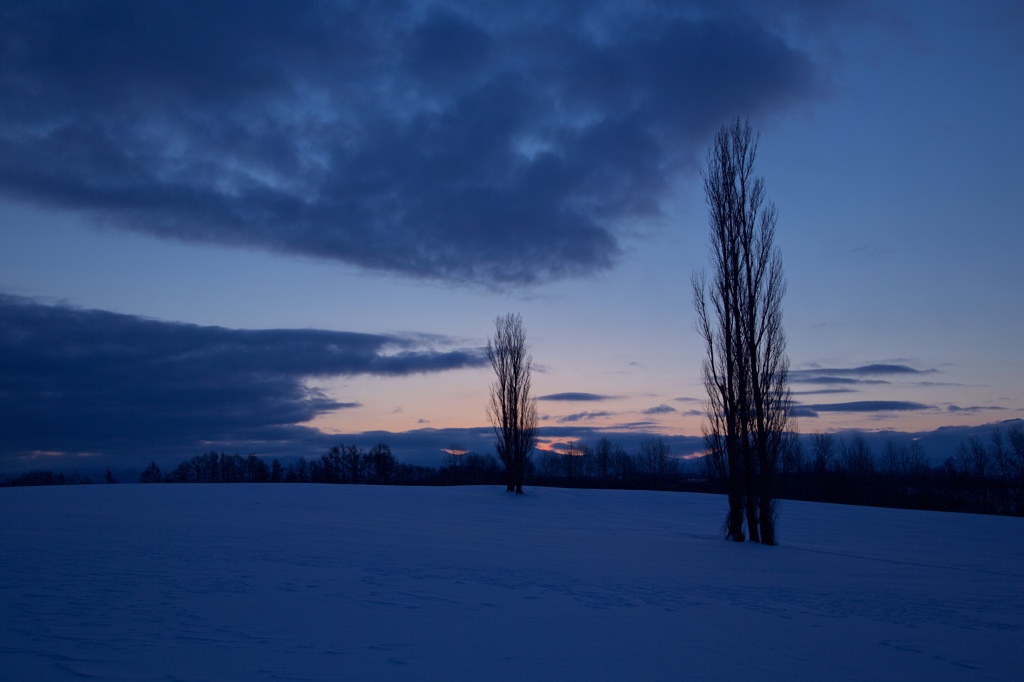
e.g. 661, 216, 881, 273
2, 484, 1022, 681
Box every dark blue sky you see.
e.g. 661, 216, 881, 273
1, 1, 1021, 472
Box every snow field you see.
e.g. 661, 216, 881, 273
2, 484, 1022, 681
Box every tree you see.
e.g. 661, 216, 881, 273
341, 445, 363, 484
560, 441, 590, 485
692, 118, 792, 545
637, 437, 674, 484
139, 461, 163, 483
594, 437, 614, 482
167, 460, 196, 483
246, 454, 270, 482
992, 426, 1024, 514
321, 446, 343, 483
368, 443, 397, 484
290, 454, 309, 481
833, 434, 875, 505
270, 458, 284, 483
810, 432, 836, 474
486, 313, 538, 494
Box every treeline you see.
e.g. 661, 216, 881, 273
759, 425, 1024, 516
140, 445, 434, 485
474, 428, 1024, 518
1, 468, 117, 488
137, 439, 686, 490
530, 437, 694, 490
7, 426, 1023, 518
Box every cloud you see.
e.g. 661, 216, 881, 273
0, 1, 822, 287
790, 407, 821, 418
791, 364, 936, 385
642, 404, 677, 415
0, 295, 486, 468
538, 392, 614, 402
833, 364, 935, 376
794, 401, 933, 418
556, 411, 613, 423
791, 388, 858, 396
947, 405, 1005, 413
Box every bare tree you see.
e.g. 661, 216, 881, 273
341, 444, 362, 484
486, 313, 538, 495
561, 441, 591, 484
692, 118, 792, 545
992, 426, 1024, 514
139, 461, 163, 483
841, 435, 875, 477
321, 446, 343, 483
368, 443, 397, 484
594, 437, 614, 482
638, 437, 675, 483
810, 432, 836, 473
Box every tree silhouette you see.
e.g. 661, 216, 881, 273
368, 443, 397, 484
139, 461, 163, 483
692, 118, 792, 544
486, 313, 538, 494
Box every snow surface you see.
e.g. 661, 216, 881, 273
2, 484, 1022, 681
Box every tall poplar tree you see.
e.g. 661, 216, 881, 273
487, 313, 537, 495
692, 119, 792, 544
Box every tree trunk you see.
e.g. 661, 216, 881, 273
727, 435, 745, 541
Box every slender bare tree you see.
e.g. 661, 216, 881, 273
487, 313, 538, 494
692, 118, 792, 545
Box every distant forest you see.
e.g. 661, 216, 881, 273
4, 425, 1022, 518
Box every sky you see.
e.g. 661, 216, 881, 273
1, 0, 1022, 473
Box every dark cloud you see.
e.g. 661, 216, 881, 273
794, 401, 933, 418
948, 405, 1005, 413
791, 364, 936, 385
610, 421, 661, 431
0, 295, 485, 469
793, 376, 891, 386
791, 388, 858, 395
556, 411, 613, 424
643, 404, 677, 415
0, 1, 821, 286
538, 392, 614, 402
839, 364, 934, 375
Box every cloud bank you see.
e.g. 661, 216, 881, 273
0, 1, 820, 286
0, 295, 485, 467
